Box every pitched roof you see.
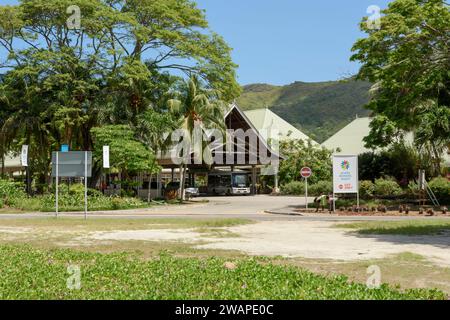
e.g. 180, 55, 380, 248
322, 117, 450, 166
244, 108, 318, 145
321, 117, 373, 155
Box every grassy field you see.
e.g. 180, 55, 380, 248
336, 219, 450, 235
0, 244, 445, 300
0, 217, 448, 299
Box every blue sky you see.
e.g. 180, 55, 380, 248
0, 0, 392, 85
196, 0, 392, 85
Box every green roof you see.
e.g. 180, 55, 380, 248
244, 108, 318, 145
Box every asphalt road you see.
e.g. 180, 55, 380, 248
0, 195, 446, 222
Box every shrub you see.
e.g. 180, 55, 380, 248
308, 181, 332, 196
281, 181, 305, 195
428, 177, 450, 204
0, 179, 27, 207
407, 181, 419, 198
359, 180, 375, 199
373, 178, 402, 197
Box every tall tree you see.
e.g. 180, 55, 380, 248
168, 75, 226, 200
136, 108, 180, 202
0, 0, 239, 186
351, 0, 450, 175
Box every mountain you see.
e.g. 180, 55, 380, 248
236, 80, 372, 143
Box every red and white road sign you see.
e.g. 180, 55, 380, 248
300, 167, 312, 178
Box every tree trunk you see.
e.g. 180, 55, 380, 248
1, 153, 4, 179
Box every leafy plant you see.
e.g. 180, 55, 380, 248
373, 178, 402, 197
0, 245, 445, 300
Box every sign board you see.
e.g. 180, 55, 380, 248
51, 151, 92, 177
103, 146, 110, 169
333, 155, 358, 194
300, 167, 312, 178
61, 145, 69, 152
21, 145, 29, 167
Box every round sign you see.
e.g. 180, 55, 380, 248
300, 167, 312, 178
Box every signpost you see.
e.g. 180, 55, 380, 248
301, 167, 312, 210
52, 151, 92, 219
332, 155, 359, 212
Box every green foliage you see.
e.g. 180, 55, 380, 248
237, 80, 371, 142
0, 179, 148, 212
0, 179, 27, 208
91, 125, 156, 173
279, 139, 332, 185
308, 181, 333, 196
359, 143, 433, 186
0, 0, 239, 187
281, 181, 305, 195
373, 178, 403, 197
428, 177, 450, 204
351, 0, 450, 174
359, 180, 375, 199
0, 245, 444, 300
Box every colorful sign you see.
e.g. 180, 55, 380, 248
300, 167, 312, 178
333, 155, 358, 194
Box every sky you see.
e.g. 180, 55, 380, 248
0, 0, 392, 85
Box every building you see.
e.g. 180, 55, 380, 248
244, 108, 318, 145
1, 154, 21, 176
322, 117, 450, 167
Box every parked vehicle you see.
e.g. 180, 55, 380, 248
165, 182, 200, 197
208, 171, 251, 195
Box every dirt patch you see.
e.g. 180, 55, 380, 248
196, 221, 450, 267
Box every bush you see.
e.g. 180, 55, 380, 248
308, 181, 332, 196
281, 181, 305, 195
428, 177, 450, 204
373, 178, 402, 197
0, 179, 27, 208
359, 180, 375, 199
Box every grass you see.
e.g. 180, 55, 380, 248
280, 252, 450, 295
0, 244, 445, 300
335, 219, 450, 236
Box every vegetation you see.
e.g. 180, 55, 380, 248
0, 179, 149, 212
236, 80, 371, 143
278, 139, 333, 185
337, 220, 450, 236
0, 245, 445, 300
351, 0, 450, 176
0, 0, 239, 191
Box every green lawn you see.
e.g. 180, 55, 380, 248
336, 219, 450, 236
0, 245, 445, 300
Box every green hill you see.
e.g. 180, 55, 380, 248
237, 80, 372, 143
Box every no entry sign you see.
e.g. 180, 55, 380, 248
301, 167, 312, 178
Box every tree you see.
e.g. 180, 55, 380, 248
0, 0, 239, 188
278, 139, 333, 185
351, 0, 450, 175
136, 109, 180, 202
91, 125, 157, 178
167, 75, 226, 200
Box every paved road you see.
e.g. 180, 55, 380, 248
0, 195, 447, 222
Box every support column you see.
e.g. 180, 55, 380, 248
157, 172, 162, 198
274, 172, 279, 193
251, 165, 257, 195
171, 168, 174, 182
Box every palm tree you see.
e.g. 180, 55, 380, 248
167, 75, 226, 200
136, 108, 180, 202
